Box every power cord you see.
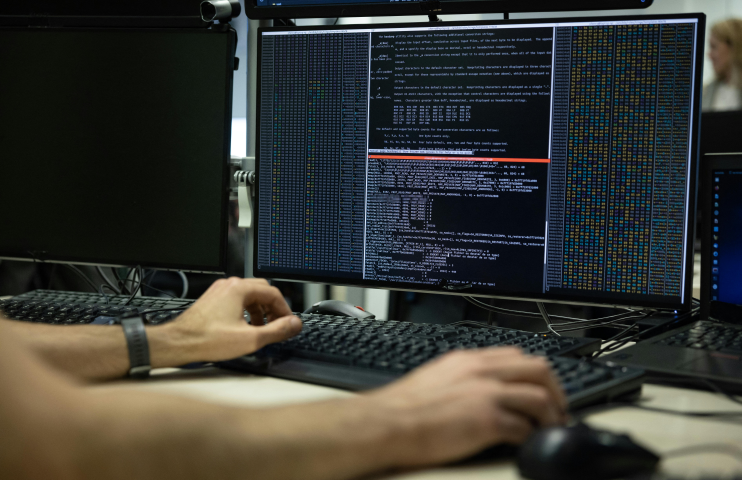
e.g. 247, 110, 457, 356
61, 264, 103, 294
464, 295, 542, 319
463, 296, 656, 338
537, 302, 560, 336
541, 313, 649, 335
100, 284, 119, 296
130, 270, 188, 299
123, 266, 144, 306
107, 306, 190, 325
549, 310, 643, 327
120, 276, 179, 300
449, 314, 648, 337
177, 271, 189, 299
96, 266, 121, 295
464, 295, 643, 326
584, 321, 644, 359
589, 308, 699, 359
26, 251, 103, 296
115, 268, 133, 295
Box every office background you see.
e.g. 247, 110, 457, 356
0, 0, 736, 320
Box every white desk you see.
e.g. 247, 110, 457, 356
92, 367, 742, 479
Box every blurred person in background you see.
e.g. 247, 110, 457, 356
703, 18, 742, 111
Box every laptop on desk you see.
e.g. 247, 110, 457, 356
601, 153, 742, 391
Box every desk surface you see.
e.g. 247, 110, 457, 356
15, 254, 734, 477
93, 367, 742, 480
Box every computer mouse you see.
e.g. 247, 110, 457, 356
303, 300, 376, 319
517, 423, 660, 480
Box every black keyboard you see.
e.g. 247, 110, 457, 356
280, 313, 600, 363
220, 314, 644, 408
653, 320, 742, 354
0, 289, 194, 325
3, 294, 642, 406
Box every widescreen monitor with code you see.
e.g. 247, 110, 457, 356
255, 14, 704, 311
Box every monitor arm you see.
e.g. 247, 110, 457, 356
229, 156, 256, 229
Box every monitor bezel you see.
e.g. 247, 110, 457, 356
254, 13, 705, 312
0, 26, 235, 274
245, 0, 653, 21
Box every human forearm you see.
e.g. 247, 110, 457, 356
0, 318, 200, 381
62, 350, 567, 480
0, 278, 302, 381
236, 396, 402, 480
0, 317, 399, 480
69, 392, 401, 480
1, 312, 567, 480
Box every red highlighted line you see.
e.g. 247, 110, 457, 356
368, 155, 550, 163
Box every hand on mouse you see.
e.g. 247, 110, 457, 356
150, 278, 302, 367
366, 347, 568, 467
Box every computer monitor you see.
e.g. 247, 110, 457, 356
245, 0, 653, 21
254, 13, 705, 311
0, 27, 236, 273
0, 0, 207, 27
701, 153, 742, 319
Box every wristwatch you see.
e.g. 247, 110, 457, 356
119, 314, 151, 379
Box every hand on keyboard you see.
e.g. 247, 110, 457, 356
367, 347, 568, 467
157, 278, 302, 365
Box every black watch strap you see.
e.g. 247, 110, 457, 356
121, 316, 151, 379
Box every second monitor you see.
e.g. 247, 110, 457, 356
255, 14, 705, 311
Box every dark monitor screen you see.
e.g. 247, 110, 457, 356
702, 155, 742, 311
0, 28, 235, 273
245, 0, 653, 20
0, 0, 207, 28
700, 111, 742, 156
255, 14, 704, 311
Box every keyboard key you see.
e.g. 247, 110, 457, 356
357, 357, 373, 367
580, 370, 611, 387
294, 349, 352, 365
562, 380, 584, 395
391, 363, 409, 373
